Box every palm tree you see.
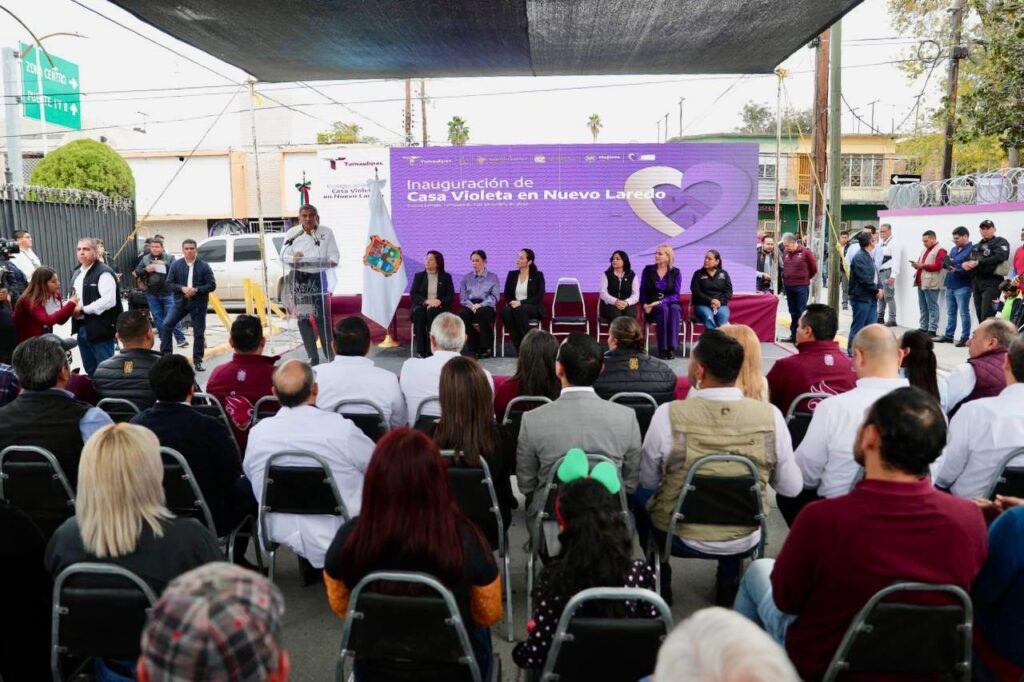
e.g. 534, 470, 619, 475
588, 113, 603, 143
447, 116, 470, 146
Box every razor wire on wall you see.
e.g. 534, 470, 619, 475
888, 167, 1024, 209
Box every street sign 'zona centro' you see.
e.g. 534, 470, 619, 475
20, 43, 81, 131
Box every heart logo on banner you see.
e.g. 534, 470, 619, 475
624, 166, 685, 238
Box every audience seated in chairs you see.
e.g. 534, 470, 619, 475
244, 359, 374, 576
410, 250, 455, 359
0, 334, 112, 485
936, 337, 1024, 499
735, 387, 988, 682
649, 607, 798, 682
430, 356, 515, 529
720, 323, 768, 402
206, 314, 279, 452
138, 562, 290, 682
400, 312, 493, 426
323, 428, 502, 680
93, 310, 164, 408
777, 324, 908, 526
637, 328, 801, 606
0, 501, 50, 681
973, 494, 1024, 680
593, 317, 675, 404
45, 423, 223, 681
314, 316, 406, 427
945, 317, 1015, 416
513, 454, 657, 675
130, 355, 257, 552
516, 332, 641, 529
493, 328, 560, 417
766, 304, 855, 415
899, 329, 945, 406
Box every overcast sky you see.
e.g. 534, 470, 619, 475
1, 0, 943, 152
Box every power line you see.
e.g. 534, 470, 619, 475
296, 81, 406, 140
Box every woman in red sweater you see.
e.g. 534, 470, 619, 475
13, 267, 79, 341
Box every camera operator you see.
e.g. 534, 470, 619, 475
0, 238, 28, 363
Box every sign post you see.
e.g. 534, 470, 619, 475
890, 174, 922, 185
20, 43, 81, 151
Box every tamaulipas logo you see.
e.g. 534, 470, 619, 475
363, 235, 403, 276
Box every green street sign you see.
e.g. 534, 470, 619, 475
20, 43, 81, 131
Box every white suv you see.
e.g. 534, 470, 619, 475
196, 233, 286, 303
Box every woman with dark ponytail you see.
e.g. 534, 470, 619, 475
899, 329, 945, 406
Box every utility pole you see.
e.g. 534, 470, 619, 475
2, 47, 23, 188
867, 99, 879, 134
404, 78, 413, 146
419, 79, 428, 147
656, 120, 661, 143
678, 97, 685, 137
941, 0, 965, 187
810, 29, 830, 302
664, 112, 669, 141
827, 21, 843, 311
773, 68, 787, 292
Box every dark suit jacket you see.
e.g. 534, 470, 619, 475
502, 270, 546, 312
166, 258, 216, 304
130, 402, 242, 532
410, 270, 455, 309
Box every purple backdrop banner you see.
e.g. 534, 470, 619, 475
389, 143, 758, 293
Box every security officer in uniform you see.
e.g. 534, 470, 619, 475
963, 219, 1010, 321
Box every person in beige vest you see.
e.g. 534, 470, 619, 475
637, 329, 802, 607
911, 230, 948, 338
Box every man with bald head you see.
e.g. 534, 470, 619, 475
776, 324, 909, 525
944, 317, 1016, 416
243, 359, 375, 575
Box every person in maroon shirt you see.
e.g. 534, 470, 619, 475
766, 304, 855, 415
205, 315, 278, 452
734, 386, 988, 682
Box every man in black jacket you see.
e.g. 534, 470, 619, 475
847, 231, 883, 356
93, 310, 164, 408
134, 238, 186, 348
963, 219, 1011, 321
160, 239, 216, 372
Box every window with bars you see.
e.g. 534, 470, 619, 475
840, 155, 883, 188
758, 163, 777, 180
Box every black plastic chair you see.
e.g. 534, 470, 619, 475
984, 447, 1024, 500
96, 397, 141, 423
501, 315, 543, 357
608, 392, 658, 440
784, 391, 831, 449
441, 451, 513, 641
252, 395, 281, 425
257, 450, 349, 580
190, 392, 241, 455
648, 454, 767, 595
642, 317, 686, 356
0, 445, 76, 539
500, 396, 552, 467
821, 582, 972, 681
539, 587, 673, 682
332, 399, 389, 442
549, 278, 589, 340
50, 563, 157, 682
336, 570, 500, 682
414, 396, 441, 432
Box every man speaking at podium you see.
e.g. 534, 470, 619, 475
281, 204, 340, 365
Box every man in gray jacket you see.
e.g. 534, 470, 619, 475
517, 332, 642, 520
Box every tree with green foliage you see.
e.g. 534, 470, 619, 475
447, 116, 470, 146
587, 113, 603, 142
735, 100, 814, 135
896, 131, 1006, 175
29, 138, 134, 199
316, 121, 380, 144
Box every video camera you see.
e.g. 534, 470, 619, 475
0, 238, 19, 259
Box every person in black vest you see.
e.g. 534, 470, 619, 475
593, 316, 676, 403
160, 239, 216, 372
598, 250, 639, 322
134, 237, 187, 348
93, 310, 164, 409
0, 335, 112, 494
131, 355, 257, 560
500, 248, 546, 354
70, 238, 121, 375
409, 250, 454, 358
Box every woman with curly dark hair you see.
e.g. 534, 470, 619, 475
512, 454, 657, 674
899, 329, 944, 406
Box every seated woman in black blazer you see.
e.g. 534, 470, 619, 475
499, 248, 546, 354
410, 250, 454, 357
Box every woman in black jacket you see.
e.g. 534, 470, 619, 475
690, 249, 733, 330
410, 250, 455, 357
500, 248, 546, 353
593, 316, 676, 404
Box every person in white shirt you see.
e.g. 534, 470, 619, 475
399, 312, 493, 426
936, 337, 1024, 498
70, 237, 120, 375
876, 223, 901, 326
779, 324, 909, 525
280, 204, 341, 366
314, 316, 407, 428
11, 230, 41, 278
943, 318, 1015, 416
639, 328, 801, 606
244, 359, 375, 571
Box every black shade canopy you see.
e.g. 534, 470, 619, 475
107, 0, 861, 82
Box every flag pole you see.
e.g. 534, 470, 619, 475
372, 166, 400, 349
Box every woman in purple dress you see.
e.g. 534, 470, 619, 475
640, 244, 682, 359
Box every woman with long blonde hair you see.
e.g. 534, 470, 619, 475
720, 324, 769, 402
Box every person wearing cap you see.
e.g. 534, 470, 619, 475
963, 219, 1010, 322
138, 562, 290, 682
